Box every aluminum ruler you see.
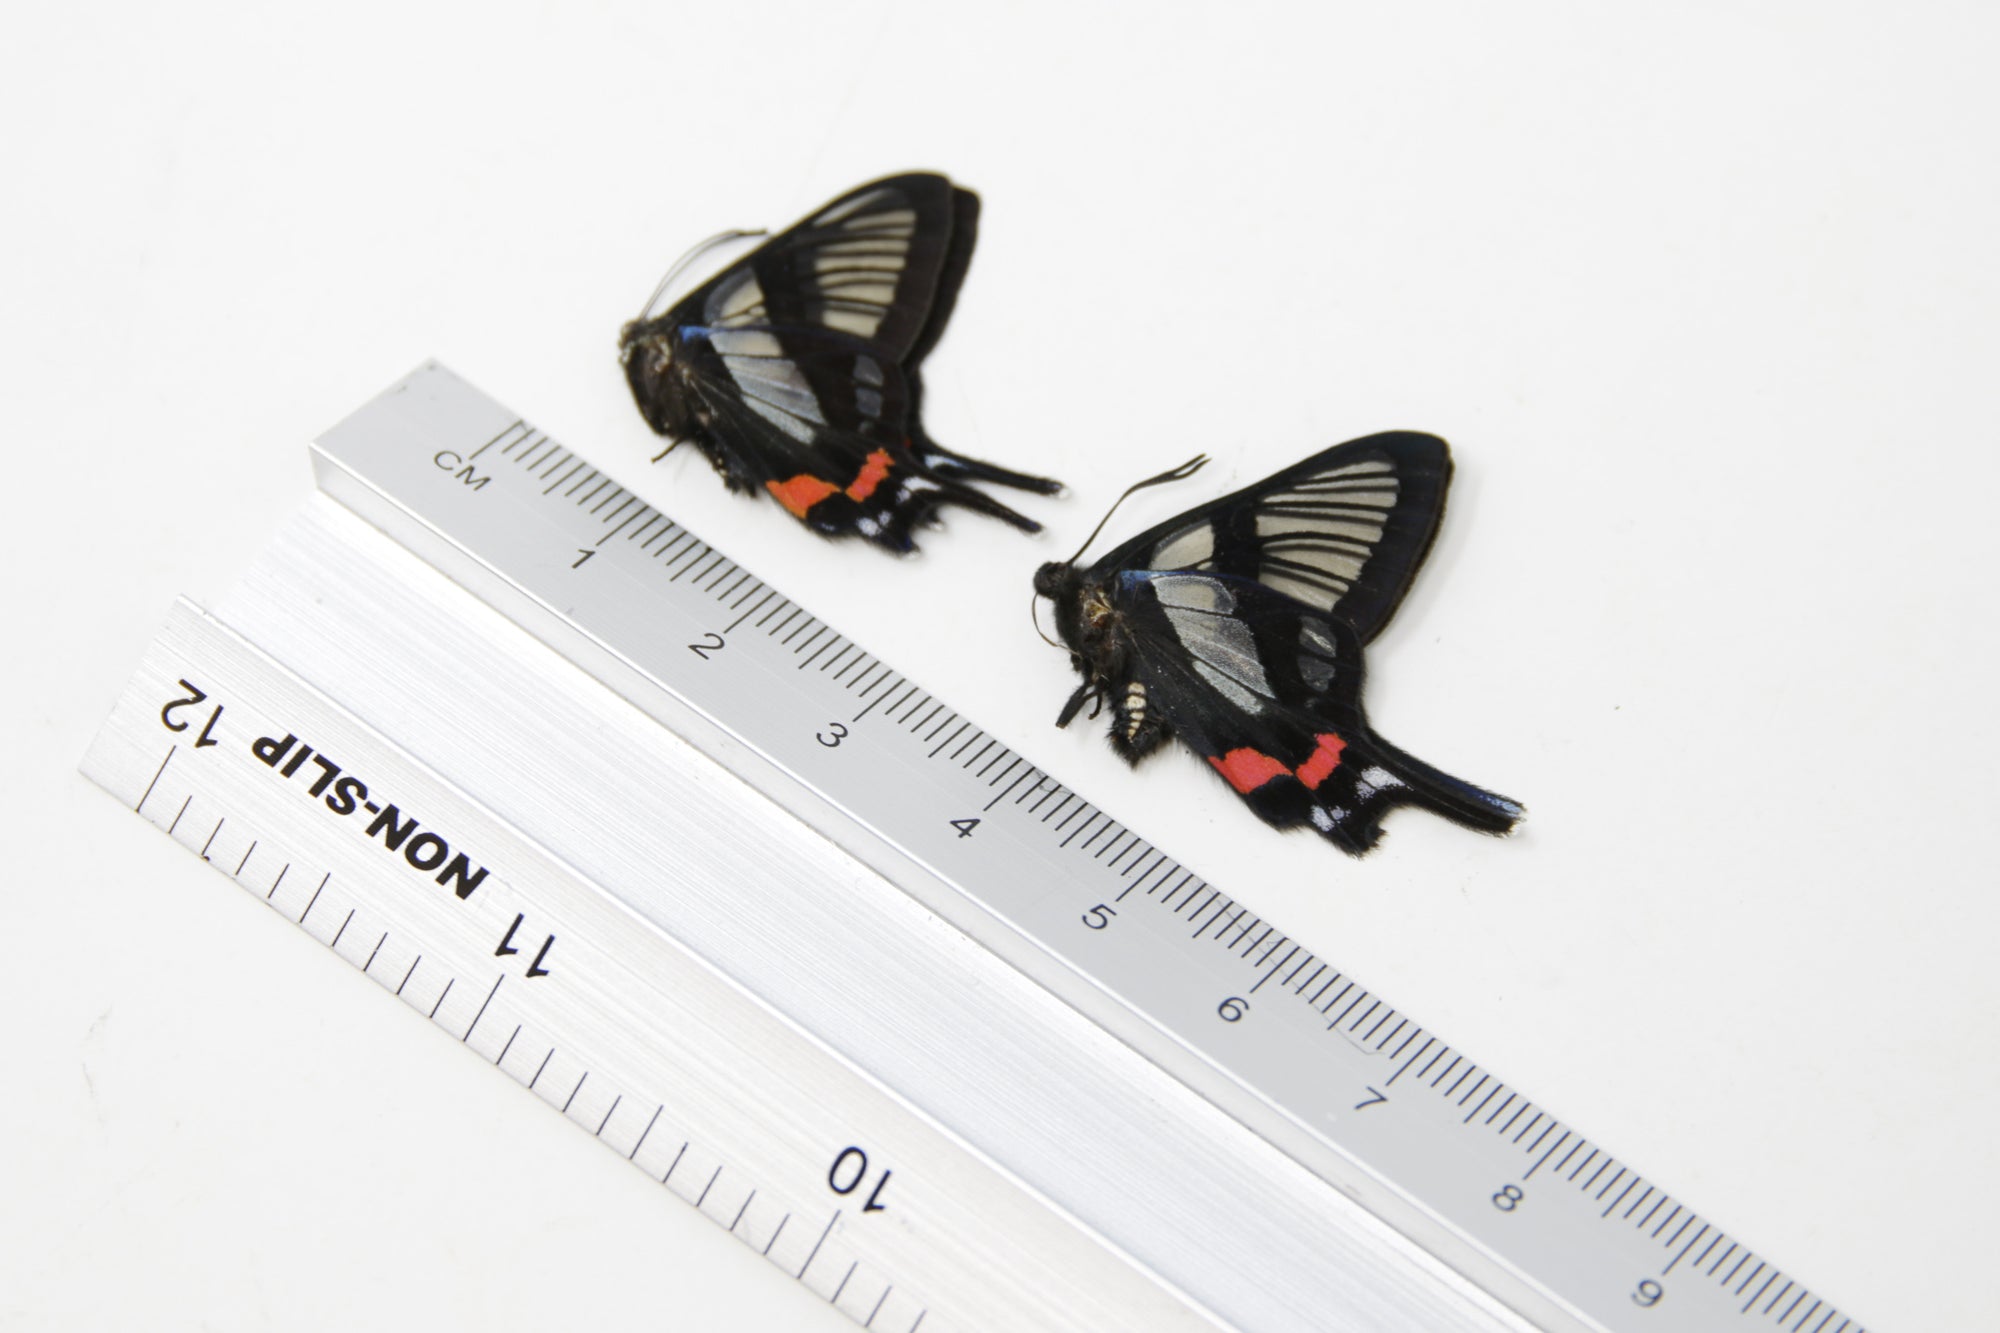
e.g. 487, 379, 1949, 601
80, 362, 1865, 1333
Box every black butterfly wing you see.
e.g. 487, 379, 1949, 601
1111, 571, 1522, 854
679, 173, 966, 367
623, 174, 1057, 548
1089, 433, 1452, 644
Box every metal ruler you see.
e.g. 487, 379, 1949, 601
80, 362, 1866, 1333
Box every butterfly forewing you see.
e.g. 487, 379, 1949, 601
691, 174, 959, 361
1093, 432, 1451, 643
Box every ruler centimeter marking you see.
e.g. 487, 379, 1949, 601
91, 362, 1862, 1333
84, 602, 1222, 1333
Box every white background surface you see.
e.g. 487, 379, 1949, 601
4, 3, 1997, 1329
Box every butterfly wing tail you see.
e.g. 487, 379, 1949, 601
878, 471, 1048, 545
913, 438, 1065, 497
1323, 734, 1524, 854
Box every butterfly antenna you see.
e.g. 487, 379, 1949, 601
635, 227, 769, 322
1063, 454, 1210, 566
1029, 588, 1064, 650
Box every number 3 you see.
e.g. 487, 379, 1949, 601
817, 723, 850, 748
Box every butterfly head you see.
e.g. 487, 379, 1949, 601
619, 325, 690, 439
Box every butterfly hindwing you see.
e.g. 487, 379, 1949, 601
1091, 433, 1451, 643
620, 173, 1059, 551
1106, 571, 1520, 854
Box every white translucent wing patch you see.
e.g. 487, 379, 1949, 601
705, 269, 769, 328
707, 327, 825, 443
1148, 522, 1215, 570
1298, 620, 1339, 692
1250, 459, 1400, 611
1147, 575, 1272, 714
803, 201, 918, 338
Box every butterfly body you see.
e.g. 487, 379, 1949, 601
620, 173, 1060, 552
1035, 434, 1523, 856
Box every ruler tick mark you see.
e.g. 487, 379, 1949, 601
299, 872, 329, 923
329, 909, 354, 950
596, 1095, 623, 1136
788, 622, 828, 654
198, 817, 225, 859
364, 932, 388, 974
233, 840, 258, 875
799, 636, 842, 671
1525, 1129, 1568, 1179
464, 976, 503, 1041
630, 1105, 662, 1159
865, 1285, 890, 1327
527, 1048, 553, 1090
798, 1210, 841, 1280
726, 592, 777, 634
732, 1190, 755, 1232
929, 722, 969, 758
267, 864, 288, 899
762, 1214, 788, 1256
830, 1260, 856, 1303
695, 1164, 722, 1208
397, 955, 423, 997
543, 461, 585, 495
1669, 1227, 1715, 1275
428, 978, 454, 1019
136, 746, 175, 812
591, 487, 630, 517
1659, 1209, 1691, 1250
662, 1142, 687, 1183
1249, 947, 1297, 993
562, 1070, 588, 1113
466, 419, 521, 460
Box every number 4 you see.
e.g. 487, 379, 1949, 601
950, 818, 979, 838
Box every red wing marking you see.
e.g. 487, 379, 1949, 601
845, 449, 894, 502
767, 474, 839, 517
1209, 748, 1291, 794
1209, 733, 1347, 794
1295, 733, 1347, 790
765, 450, 896, 518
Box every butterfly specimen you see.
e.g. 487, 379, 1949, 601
1033, 436, 1523, 856
619, 173, 1061, 552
